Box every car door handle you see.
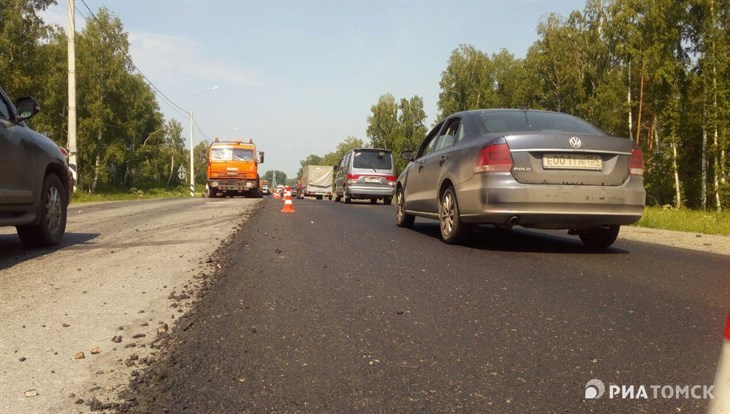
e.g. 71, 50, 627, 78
418, 161, 425, 171
439, 155, 447, 166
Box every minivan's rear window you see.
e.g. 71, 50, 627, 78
353, 150, 392, 170
210, 147, 254, 161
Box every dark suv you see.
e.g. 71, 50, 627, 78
0, 85, 73, 247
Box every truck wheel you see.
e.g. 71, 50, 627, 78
208, 188, 218, 198
17, 174, 68, 247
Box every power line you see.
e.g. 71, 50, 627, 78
78, 0, 190, 120
193, 119, 211, 142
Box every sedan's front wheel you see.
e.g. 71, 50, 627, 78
439, 186, 470, 244
17, 174, 67, 247
579, 226, 620, 249
395, 187, 414, 228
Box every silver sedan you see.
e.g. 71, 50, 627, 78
395, 109, 645, 248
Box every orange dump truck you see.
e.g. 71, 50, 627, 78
206, 138, 264, 198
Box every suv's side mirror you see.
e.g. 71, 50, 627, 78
400, 150, 414, 161
258, 151, 265, 163
15, 97, 40, 121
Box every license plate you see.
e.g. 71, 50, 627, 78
542, 154, 602, 171
364, 177, 381, 183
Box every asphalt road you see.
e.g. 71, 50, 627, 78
125, 197, 729, 413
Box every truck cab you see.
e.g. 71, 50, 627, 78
206, 138, 264, 198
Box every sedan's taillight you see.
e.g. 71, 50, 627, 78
629, 148, 644, 176
474, 143, 513, 173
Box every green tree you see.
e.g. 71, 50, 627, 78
321, 136, 366, 167
262, 170, 287, 184
366, 94, 399, 150
0, 0, 56, 96
437, 44, 498, 118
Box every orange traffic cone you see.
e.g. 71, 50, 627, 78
280, 186, 295, 213
274, 190, 281, 200
709, 310, 730, 413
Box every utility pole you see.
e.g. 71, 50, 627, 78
188, 86, 218, 198
189, 110, 195, 197
67, 0, 78, 189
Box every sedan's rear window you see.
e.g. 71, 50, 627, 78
353, 150, 392, 170
477, 111, 605, 135
210, 147, 254, 161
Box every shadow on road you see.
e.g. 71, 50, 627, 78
410, 222, 629, 254
0, 232, 100, 271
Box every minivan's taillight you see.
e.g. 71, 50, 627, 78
58, 146, 69, 157
629, 148, 644, 176
474, 143, 513, 173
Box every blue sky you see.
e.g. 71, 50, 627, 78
43, 0, 584, 177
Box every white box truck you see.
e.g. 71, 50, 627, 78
298, 165, 334, 200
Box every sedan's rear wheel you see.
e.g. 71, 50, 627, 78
439, 186, 469, 244
395, 187, 415, 228
579, 226, 620, 249
383, 197, 392, 205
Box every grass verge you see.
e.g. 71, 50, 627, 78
634, 206, 729, 236
71, 186, 207, 204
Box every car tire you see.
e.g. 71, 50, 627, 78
17, 174, 67, 247
395, 187, 415, 228
383, 197, 392, 205
579, 226, 620, 249
316, 195, 323, 200
335, 195, 341, 202
438, 186, 470, 244
370, 198, 377, 204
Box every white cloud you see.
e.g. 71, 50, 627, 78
127, 30, 260, 87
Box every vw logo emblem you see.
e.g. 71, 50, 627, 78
569, 137, 582, 148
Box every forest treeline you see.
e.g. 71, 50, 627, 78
2, 0, 727, 209
307, 0, 729, 210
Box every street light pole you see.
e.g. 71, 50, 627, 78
188, 86, 218, 197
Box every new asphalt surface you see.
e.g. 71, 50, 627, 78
125, 197, 729, 413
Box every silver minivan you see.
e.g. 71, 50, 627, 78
334, 148, 395, 204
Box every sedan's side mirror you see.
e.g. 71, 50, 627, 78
15, 97, 40, 121
400, 150, 414, 161
258, 151, 265, 163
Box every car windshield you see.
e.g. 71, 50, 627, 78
476, 111, 605, 135
353, 150, 392, 170
210, 147, 254, 161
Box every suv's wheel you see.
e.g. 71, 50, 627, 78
579, 226, 620, 249
439, 186, 469, 244
17, 174, 67, 247
395, 187, 415, 228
